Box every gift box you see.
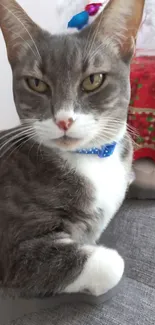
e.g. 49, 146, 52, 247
128, 56, 155, 161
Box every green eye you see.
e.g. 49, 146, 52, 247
82, 73, 105, 92
27, 78, 48, 93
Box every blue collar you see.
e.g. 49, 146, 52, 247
76, 142, 117, 158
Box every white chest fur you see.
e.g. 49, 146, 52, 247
63, 146, 128, 231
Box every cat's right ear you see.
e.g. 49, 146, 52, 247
84, 0, 145, 60
0, 0, 40, 64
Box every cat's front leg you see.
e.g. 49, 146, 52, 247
2, 237, 124, 297
2, 236, 124, 297
63, 245, 124, 296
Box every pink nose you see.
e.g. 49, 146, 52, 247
56, 118, 73, 131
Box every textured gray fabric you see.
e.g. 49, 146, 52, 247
0, 285, 120, 325
102, 200, 155, 288
1, 200, 155, 325
10, 279, 155, 325
128, 184, 155, 199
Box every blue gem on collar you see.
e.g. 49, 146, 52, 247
76, 142, 117, 158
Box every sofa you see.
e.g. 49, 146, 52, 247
0, 179, 155, 325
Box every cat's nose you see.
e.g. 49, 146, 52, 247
56, 118, 74, 131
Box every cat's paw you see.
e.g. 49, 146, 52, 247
64, 246, 124, 296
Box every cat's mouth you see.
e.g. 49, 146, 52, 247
53, 136, 82, 149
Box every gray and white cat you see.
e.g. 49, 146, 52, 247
0, 0, 144, 298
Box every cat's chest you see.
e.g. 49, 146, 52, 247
66, 149, 128, 228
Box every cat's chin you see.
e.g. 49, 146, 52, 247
52, 136, 83, 151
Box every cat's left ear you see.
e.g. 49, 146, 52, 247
0, 0, 40, 64
86, 0, 145, 59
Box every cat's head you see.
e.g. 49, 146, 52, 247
0, 0, 144, 151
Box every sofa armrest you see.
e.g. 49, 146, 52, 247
128, 158, 155, 199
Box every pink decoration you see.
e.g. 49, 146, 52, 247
85, 3, 102, 16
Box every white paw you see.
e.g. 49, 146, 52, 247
64, 246, 124, 296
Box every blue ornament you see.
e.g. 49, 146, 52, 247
68, 11, 89, 30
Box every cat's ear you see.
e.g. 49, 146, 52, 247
90, 0, 145, 59
0, 0, 40, 63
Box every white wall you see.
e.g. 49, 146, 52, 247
0, 0, 155, 130
0, 31, 19, 130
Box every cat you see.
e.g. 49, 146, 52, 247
0, 0, 144, 298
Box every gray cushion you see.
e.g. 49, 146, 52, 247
1, 200, 155, 325
128, 184, 155, 199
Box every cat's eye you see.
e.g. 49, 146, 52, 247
26, 78, 48, 93
82, 73, 105, 92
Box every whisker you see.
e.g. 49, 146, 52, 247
127, 124, 139, 132
8, 30, 37, 58
127, 131, 139, 138
88, 43, 105, 63
83, 11, 104, 64
0, 129, 34, 154
99, 124, 125, 130
127, 125, 139, 138
28, 141, 36, 160
101, 117, 125, 122
0, 126, 33, 141
129, 137, 140, 149
36, 139, 43, 162
20, 118, 38, 124
83, 23, 95, 62
105, 121, 125, 125
98, 132, 118, 137
2, 133, 36, 160
0, 131, 35, 158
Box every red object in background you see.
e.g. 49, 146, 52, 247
85, 3, 102, 16
128, 56, 155, 162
